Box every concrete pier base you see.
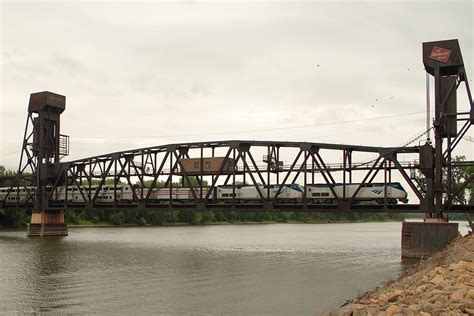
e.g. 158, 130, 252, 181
401, 220, 458, 259
27, 212, 68, 236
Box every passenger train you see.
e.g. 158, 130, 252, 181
306, 183, 408, 204
0, 182, 408, 205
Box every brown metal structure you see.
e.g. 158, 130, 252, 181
0, 139, 471, 214
422, 39, 474, 218
0, 40, 472, 220
6, 91, 70, 235
180, 157, 236, 175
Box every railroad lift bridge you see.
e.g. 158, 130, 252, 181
1, 39, 473, 258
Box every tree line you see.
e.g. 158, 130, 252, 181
0, 208, 405, 228
1, 158, 472, 228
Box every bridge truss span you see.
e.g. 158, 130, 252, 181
3, 139, 444, 213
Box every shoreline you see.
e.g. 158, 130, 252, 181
321, 233, 474, 315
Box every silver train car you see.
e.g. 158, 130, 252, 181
217, 184, 303, 202
1, 182, 408, 205
306, 182, 408, 204
0, 186, 35, 203
50, 185, 134, 203
0, 185, 134, 204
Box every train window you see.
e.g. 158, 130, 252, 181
205, 161, 211, 169
312, 193, 321, 197
321, 193, 330, 197
194, 162, 199, 169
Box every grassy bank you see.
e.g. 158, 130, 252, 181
0, 208, 407, 228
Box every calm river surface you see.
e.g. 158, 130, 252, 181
0, 222, 469, 315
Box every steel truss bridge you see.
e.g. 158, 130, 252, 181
0, 39, 473, 218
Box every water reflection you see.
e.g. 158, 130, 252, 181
0, 222, 452, 315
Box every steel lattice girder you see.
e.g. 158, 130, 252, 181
1, 140, 472, 214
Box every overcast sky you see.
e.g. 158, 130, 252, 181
0, 0, 472, 171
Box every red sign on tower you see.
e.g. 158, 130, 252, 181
429, 46, 452, 63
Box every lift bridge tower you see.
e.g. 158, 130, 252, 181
17, 91, 69, 236
422, 39, 473, 218
401, 39, 474, 258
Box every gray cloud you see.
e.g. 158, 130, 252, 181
1, 1, 472, 170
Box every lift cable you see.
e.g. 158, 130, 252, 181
0, 150, 21, 159
72, 111, 428, 139
354, 127, 435, 167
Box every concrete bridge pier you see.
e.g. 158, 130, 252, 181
27, 211, 68, 236
401, 219, 458, 259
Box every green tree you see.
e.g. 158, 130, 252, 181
201, 211, 215, 223
109, 212, 124, 225
415, 155, 473, 205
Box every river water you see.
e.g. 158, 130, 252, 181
0, 222, 469, 315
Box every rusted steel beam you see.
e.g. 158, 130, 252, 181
70, 169, 89, 203
117, 158, 139, 202
311, 153, 340, 201
450, 174, 474, 204
4, 139, 429, 212
91, 159, 114, 202
64, 140, 420, 165
315, 151, 336, 184
239, 148, 265, 202
392, 158, 424, 201
204, 147, 232, 201
444, 120, 470, 159
290, 152, 310, 185
145, 152, 170, 201
224, 150, 243, 185
350, 156, 383, 201
173, 151, 199, 204
272, 150, 303, 203
246, 149, 266, 186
